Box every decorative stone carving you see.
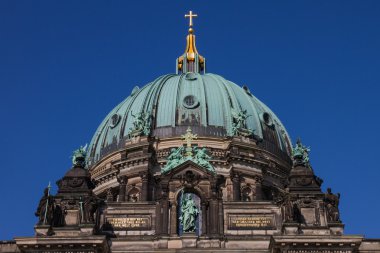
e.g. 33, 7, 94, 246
52, 201, 65, 227
82, 194, 101, 224
324, 188, 341, 223
275, 188, 296, 223
35, 186, 54, 225
241, 186, 253, 201
127, 187, 140, 202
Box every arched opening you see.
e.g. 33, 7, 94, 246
177, 189, 202, 236
127, 187, 140, 202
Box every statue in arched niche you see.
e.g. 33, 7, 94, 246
241, 186, 254, 201
128, 187, 140, 203
179, 190, 199, 233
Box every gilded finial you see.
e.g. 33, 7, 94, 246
177, 11, 205, 74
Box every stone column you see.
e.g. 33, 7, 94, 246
160, 188, 169, 235
117, 176, 127, 202
140, 172, 148, 201
169, 201, 177, 236
232, 172, 241, 201
218, 198, 224, 235
201, 202, 207, 236
209, 199, 218, 235
255, 176, 263, 200
155, 201, 162, 235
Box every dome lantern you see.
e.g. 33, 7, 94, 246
176, 11, 206, 74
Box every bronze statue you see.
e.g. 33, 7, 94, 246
179, 190, 199, 233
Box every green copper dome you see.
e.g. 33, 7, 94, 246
87, 72, 292, 167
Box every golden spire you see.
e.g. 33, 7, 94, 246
177, 11, 205, 74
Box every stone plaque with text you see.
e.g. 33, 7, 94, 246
228, 214, 275, 230
106, 215, 151, 230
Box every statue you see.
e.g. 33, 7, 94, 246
83, 194, 99, 223
161, 145, 216, 174
231, 109, 254, 136
274, 188, 294, 223
292, 138, 310, 165
161, 146, 185, 173
193, 147, 215, 173
128, 110, 151, 137
241, 187, 252, 202
52, 202, 65, 227
35, 187, 54, 225
179, 190, 199, 233
161, 130, 215, 174
324, 188, 341, 222
72, 144, 87, 167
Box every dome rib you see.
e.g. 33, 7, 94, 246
87, 73, 292, 167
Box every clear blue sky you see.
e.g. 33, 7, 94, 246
0, 1, 379, 239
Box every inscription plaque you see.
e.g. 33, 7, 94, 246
228, 214, 275, 230
106, 215, 151, 230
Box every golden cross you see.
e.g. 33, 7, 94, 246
182, 127, 198, 148
185, 10, 198, 27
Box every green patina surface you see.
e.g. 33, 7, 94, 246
292, 139, 311, 165
179, 189, 199, 233
161, 146, 215, 174
72, 144, 87, 167
87, 73, 291, 166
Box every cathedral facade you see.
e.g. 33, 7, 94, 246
1, 12, 379, 253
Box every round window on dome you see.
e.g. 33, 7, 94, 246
261, 112, 273, 126
110, 114, 121, 128
183, 95, 199, 109
185, 72, 197, 80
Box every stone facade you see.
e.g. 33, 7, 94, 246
0, 134, 377, 253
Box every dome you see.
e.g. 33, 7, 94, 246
87, 72, 292, 167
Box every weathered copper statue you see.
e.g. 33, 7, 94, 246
193, 147, 214, 173
179, 191, 199, 233
231, 109, 254, 136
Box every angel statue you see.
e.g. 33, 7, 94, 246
161, 146, 185, 173
193, 147, 215, 173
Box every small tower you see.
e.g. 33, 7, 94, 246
177, 11, 206, 74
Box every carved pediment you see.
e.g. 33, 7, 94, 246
162, 160, 215, 180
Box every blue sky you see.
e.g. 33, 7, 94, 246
0, 1, 379, 239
